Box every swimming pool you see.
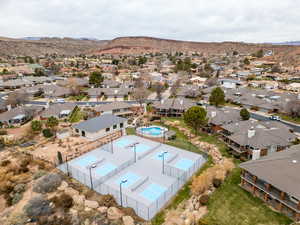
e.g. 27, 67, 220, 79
136, 126, 168, 138
116, 172, 141, 188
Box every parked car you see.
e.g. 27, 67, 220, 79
269, 115, 281, 121
56, 98, 65, 103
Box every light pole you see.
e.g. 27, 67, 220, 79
65, 155, 69, 176
126, 142, 139, 163
89, 163, 97, 190
159, 151, 168, 174
119, 179, 128, 206
110, 137, 114, 154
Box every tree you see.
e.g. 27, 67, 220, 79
6, 91, 29, 107
68, 78, 81, 96
153, 82, 164, 100
183, 106, 207, 134
240, 108, 250, 120
46, 116, 59, 130
89, 71, 103, 87
209, 87, 225, 107
31, 120, 43, 133
233, 50, 239, 56
133, 88, 149, 106
285, 100, 300, 118
170, 79, 181, 97
243, 58, 250, 65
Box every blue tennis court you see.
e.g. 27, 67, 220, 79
135, 144, 151, 153
140, 183, 167, 202
76, 155, 98, 167
94, 163, 117, 176
153, 151, 172, 161
115, 139, 134, 148
175, 158, 194, 171
116, 172, 140, 188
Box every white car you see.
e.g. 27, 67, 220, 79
56, 98, 65, 103
269, 115, 281, 121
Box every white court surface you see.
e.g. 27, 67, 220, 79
58, 135, 206, 220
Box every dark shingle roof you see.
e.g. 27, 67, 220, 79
240, 146, 300, 200
73, 114, 127, 133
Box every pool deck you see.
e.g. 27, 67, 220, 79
59, 135, 206, 219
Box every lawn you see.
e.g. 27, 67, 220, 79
275, 113, 300, 124
69, 107, 85, 123
200, 168, 292, 225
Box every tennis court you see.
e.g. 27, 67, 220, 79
58, 135, 206, 220
140, 183, 167, 202
174, 158, 194, 171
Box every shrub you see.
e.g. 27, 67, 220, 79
33, 170, 47, 180
212, 178, 222, 188
199, 194, 209, 205
12, 192, 23, 205
0, 159, 11, 167
24, 195, 53, 218
51, 193, 73, 210
14, 183, 26, 193
33, 173, 62, 194
31, 120, 43, 133
43, 129, 53, 138
0, 129, 7, 135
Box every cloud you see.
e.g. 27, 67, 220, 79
0, 0, 299, 42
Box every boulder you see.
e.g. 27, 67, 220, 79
58, 181, 68, 191
122, 216, 134, 225
64, 187, 79, 196
85, 200, 99, 209
98, 206, 108, 214
107, 207, 124, 220
73, 195, 85, 205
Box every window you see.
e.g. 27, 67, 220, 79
75, 129, 79, 133
120, 123, 123, 128
113, 124, 117, 129
106, 127, 110, 132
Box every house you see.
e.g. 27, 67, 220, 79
40, 103, 77, 119
72, 114, 127, 140
94, 102, 134, 117
220, 120, 297, 160
176, 85, 201, 98
206, 106, 241, 133
240, 146, 300, 221
0, 105, 43, 127
218, 79, 242, 89
102, 79, 120, 88
86, 88, 132, 101
153, 98, 196, 117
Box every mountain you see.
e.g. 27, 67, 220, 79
270, 41, 300, 46
0, 37, 107, 56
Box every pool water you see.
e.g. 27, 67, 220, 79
140, 127, 163, 136
140, 183, 167, 202
76, 155, 98, 167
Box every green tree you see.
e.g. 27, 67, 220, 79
184, 106, 208, 134
243, 58, 250, 65
89, 71, 103, 87
240, 108, 250, 120
209, 87, 225, 107
31, 120, 43, 133
46, 117, 59, 130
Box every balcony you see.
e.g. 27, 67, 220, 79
242, 174, 300, 213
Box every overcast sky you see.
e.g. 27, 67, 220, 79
1, 0, 300, 43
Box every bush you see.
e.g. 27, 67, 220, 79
31, 120, 43, 133
24, 195, 53, 218
14, 183, 26, 193
43, 129, 53, 138
0, 159, 11, 167
33, 173, 62, 194
212, 178, 222, 188
33, 170, 47, 180
199, 194, 209, 205
12, 192, 23, 205
0, 129, 7, 135
51, 193, 73, 210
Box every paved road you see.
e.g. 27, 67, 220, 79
250, 112, 300, 133
26, 100, 139, 106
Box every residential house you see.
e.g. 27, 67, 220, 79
0, 105, 43, 127
152, 98, 195, 117
220, 120, 296, 160
94, 102, 134, 117
72, 114, 127, 140
40, 103, 77, 119
240, 146, 300, 221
